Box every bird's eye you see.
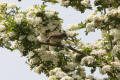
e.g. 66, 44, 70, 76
46, 30, 51, 33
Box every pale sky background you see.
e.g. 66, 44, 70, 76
0, 0, 107, 80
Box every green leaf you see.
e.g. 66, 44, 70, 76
41, 5, 47, 11
34, 5, 39, 9
0, 16, 4, 22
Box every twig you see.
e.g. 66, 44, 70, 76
104, 8, 106, 14
38, 41, 86, 56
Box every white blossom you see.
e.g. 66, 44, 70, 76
48, 75, 57, 80
28, 51, 35, 59
61, 40, 66, 45
26, 11, 34, 18
60, 0, 70, 6
49, 67, 62, 75
72, 73, 82, 80
66, 31, 76, 37
27, 17, 34, 24
111, 62, 120, 69
107, 9, 118, 17
84, 43, 94, 49
1, 33, 7, 39
47, 23, 57, 31
0, 25, 6, 31
65, 62, 77, 70
93, 14, 104, 22
53, 67, 61, 72
34, 65, 42, 73
60, 76, 73, 80
101, 30, 107, 38
19, 35, 26, 40
91, 49, 106, 57
87, 11, 96, 21
18, 46, 25, 56
110, 29, 120, 41
27, 35, 37, 41
49, 46, 56, 51
40, 45, 48, 50
15, 18, 23, 24
68, 24, 78, 30
86, 75, 94, 80
15, 13, 24, 18
103, 15, 108, 22
81, 0, 91, 7
56, 71, 67, 78
40, 51, 58, 65
0, 2, 7, 9
11, 40, 18, 49
30, 57, 40, 65
34, 17, 42, 25
112, 44, 120, 55
7, 3, 16, 8
45, 10, 56, 18
101, 65, 111, 73
8, 32, 16, 37
93, 40, 104, 49
81, 56, 95, 65
27, 6, 35, 11
14, 13, 25, 24
86, 22, 95, 32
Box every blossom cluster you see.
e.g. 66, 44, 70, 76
86, 6, 120, 34
42, 0, 92, 12
0, 2, 87, 79
84, 5, 120, 79
86, 11, 105, 32
47, 66, 90, 80
48, 68, 73, 80
0, 1, 61, 73
94, 0, 120, 11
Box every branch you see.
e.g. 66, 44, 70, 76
38, 41, 86, 56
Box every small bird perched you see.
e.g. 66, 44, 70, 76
45, 32, 67, 42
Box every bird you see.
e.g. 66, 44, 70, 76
44, 32, 67, 42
